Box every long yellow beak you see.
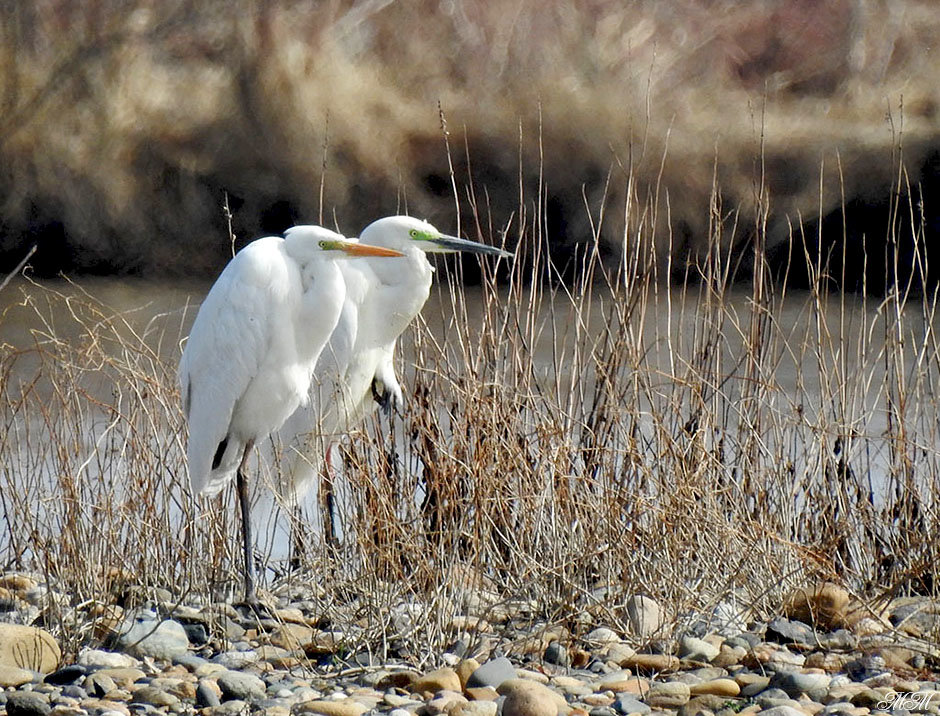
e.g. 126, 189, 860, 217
341, 241, 405, 258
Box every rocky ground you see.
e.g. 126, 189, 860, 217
1, 574, 939, 716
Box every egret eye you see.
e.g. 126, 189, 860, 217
409, 230, 418, 238
318, 240, 328, 249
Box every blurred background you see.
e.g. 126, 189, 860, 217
0, 0, 937, 288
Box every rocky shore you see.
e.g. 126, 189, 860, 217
1, 574, 938, 716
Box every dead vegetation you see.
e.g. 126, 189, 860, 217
1, 132, 938, 654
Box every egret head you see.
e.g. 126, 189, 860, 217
361, 216, 513, 257
284, 225, 405, 259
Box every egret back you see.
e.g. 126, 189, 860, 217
181, 234, 349, 496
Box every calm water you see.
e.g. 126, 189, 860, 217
2, 275, 938, 565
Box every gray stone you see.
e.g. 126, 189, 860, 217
77, 649, 140, 669
755, 688, 795, 708
85, 671, 117, 697
771, 671, 831, 701
845, 655, 888, 682
612, 695, 651, 715
625, 595, 665, 638
218, 670, 267, 702
131, 686, 181, 707
679, 636, 720, 663
759, 707, 810, 716
43, 664, 87, 685
5, 692, 51, 716
766, 618, 815, 646
197, 681, 222, 708
467, 657, 517, 690
544, 641, 570, 667
211, 649, 259, 669
115, 611, 189, 661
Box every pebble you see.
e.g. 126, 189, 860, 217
295, 700, 369, 716
0, 625, 61, 674
466, 657, 516, 689
689, 679, 740, 697
647, 682, 691, 708
114, 612, 189, 661
679, 636, 720, 663
625, 595, 666, 638
1, 572, 938, 716
0, 664, 38, 688
217, 670, 267, 701
6, 691, 52, 716
414, 668, 462, 694
500, 680, 564, 716
612, 695, 650, 715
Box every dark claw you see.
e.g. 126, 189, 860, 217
372, 379, 392, 416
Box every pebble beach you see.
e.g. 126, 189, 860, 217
1, 574, 938, 716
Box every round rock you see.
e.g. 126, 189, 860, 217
217, 670, 267, 702
6, 691, 51, 716
467, 657, 516, 690
679, 636, 720, 663
500, 680, 562, 716
647, 681, 691, 708
115, 612, 189, 661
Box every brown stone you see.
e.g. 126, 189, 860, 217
97, 667, 146, 689
450, 702, 498, 716
782, 583, 850, 629
0, 664, 34, 687
647, 681, 691, 708
414, 668, 462, 695
619, 654, 680, 674
595, 672, 649, 695
499, 680, 565, 716
457, 658, 482, 689
295, 701, 369, 716
0, 624, 60, 673
689, 679, 740, 697
465, 687, 499, 701
269, 623, 314, 650
376, 670, 420, 690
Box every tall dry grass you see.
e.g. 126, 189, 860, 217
2, 127, 938, 661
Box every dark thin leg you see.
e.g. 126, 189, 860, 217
289, 504, 307, 573
236, 439, 257, 604
321, 441, 338, 548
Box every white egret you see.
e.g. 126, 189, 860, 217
277, 216, 513, 538
179, 225, 405, 602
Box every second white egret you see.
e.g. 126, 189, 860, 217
277, 216, 513, 536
